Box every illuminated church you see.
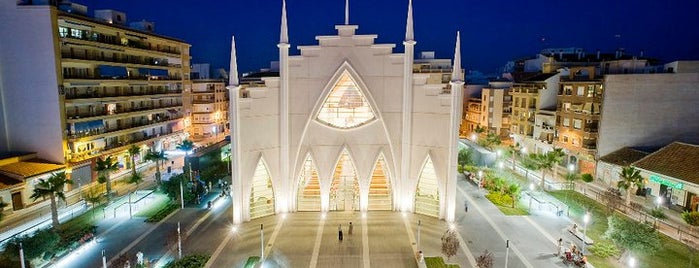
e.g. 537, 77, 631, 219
227, 0, 463, 224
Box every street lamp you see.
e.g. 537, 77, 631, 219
520, 147, 527, 155
470, 133, 478, 141
568, 163, 575, 173
583, 212, 591, 255
628, 256, 636, 267
528, 183, 535, 210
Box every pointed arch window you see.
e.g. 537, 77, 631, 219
316, 70, 376, 129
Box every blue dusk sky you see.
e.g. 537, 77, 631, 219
80, 0, 699, 75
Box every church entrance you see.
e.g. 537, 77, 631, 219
414, 157, 440, 217
297, 154, 321, 211
368, 154, 392, 210
249, 158, 275, 219
330, 150, 359, 211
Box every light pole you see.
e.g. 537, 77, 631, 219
656, 196, 663, 209
177, 221, 182, 259
179, 179, 185, 209
528, 183, 535, 210
505, 239, 510, 268
102, 250, 107, 268
19, 242, 25, 268
628, 256, 636, 267
583, 212, 590, 255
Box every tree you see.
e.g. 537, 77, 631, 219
505, 183, 521, 208
127, 145, 142, 177
521, 154, 540, 182
580, 173, 594, 194
458, 147, 474, 170
476, 250, 494, 268
681, 211, 699, 226
128, 172, 143, 189
565, 173, 580, 191
604, 215, 660, 256
145, 150, 168, 185
531, 150, 564, 191
82, 188, 105, 218
30, 172, 73, 228
480, 132, 501, 149
549, 147, 566, 181
617, 166, 643, 206
96, 156, 119, 202
507, 142, 521, 171
441, 229, 459, 261
177, 139, 195, 180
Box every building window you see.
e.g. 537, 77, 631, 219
587, 85, 595, 97
564, 85, 573, 95
563, 118, 570, 127
59, 27, 69, 38
573, 119, 582, 129
70, 29, 82, 39
316, 70, 376, 129
563, 136, 568, 142
577, 86, 585, 96
514, 97, 519, 107
563, 102, 571, 112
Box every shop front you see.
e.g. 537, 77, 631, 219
644, 172, 699, 212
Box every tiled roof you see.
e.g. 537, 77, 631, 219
633, 142, 699, 185
599, 147, 650, 167
0, 160, 64, 178
0, 174, 23, 190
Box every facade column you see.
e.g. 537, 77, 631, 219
400, 0, 416, 212
446, 32, 464, 222
227, 36, 244, 224
278, 0, 291, 213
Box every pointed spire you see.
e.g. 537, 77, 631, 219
229, 35, 239, 86
405, 0, 414, 41
345, 0, 349, 25
451, 31, 462, 82
280, 0, 288, 44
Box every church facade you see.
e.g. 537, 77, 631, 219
227, 0, 464, 224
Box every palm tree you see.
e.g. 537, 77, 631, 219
177, 139, 195, 175
521, 154, 540, 182
532, 153, 555, 190
549, 147, 566, 181
145, 150, 168, 185
96, 156, 119, 202
618, 166, 643, 206
507, 142, 521, 171
30, 172, 73, 228
127, 145, 142, 177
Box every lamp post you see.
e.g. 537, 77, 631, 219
260, 224, 265, 261
177, 221, 182, 259
583, 212, 590, 255
656, 196, 663, 209
628, 256, 636, 267
102, 249, 107, 268
19, 242, 25, 268
417, 220, 421, 250
528, 183, 535, 210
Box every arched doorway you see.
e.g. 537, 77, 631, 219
330, 150, 359, 211
249, 158, 275, 219
297, 154, 321, 211
414, 156, 440, 217
368, 154, 392, 210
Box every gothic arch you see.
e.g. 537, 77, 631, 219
414, 154, 440, 217
249, 156, 275, 219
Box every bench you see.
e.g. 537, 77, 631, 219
568, 226, 594, 245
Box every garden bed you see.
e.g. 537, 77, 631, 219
424, 256, 460, 268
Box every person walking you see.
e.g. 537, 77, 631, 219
338, 224, 343, 241
348, 222, 353, 235
464, 201, 468, 212
556, 238, 563, 256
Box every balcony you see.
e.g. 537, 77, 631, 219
66, 103, 182, 122
59, 31, 181, 56
63, 73, 182, 81
67, 129, 183, 163
68, 115, 183, 141
61, 52, 179, 69
192, 99, 216, 104
65, 89, 182, 100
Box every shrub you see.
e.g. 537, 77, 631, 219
588, 240, 620, 258
485, 192, 513, 207
681, 211, 699, 226
649, 208, 666, 220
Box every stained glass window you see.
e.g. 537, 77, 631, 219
316, 71, 376, 129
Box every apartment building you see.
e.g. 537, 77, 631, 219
480, 80, 512, 137
555, 66, 603, 174
0, 1, 190, 191
510, 72, 561, 154
188, 80, 229, 144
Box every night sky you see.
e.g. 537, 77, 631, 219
80, 0, 699, 75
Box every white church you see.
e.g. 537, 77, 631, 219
227, 0, 464, 224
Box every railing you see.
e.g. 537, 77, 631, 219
68, 116, 182, 140
66, 104, 182, 120
65, 89, 182, 100
61, 52, 178, 68
63, 74, 182, 81
60, 34, 181, 55
68, 130, 179, 162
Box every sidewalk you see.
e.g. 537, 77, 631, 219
0, 156, 184, 245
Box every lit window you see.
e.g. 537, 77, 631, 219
70, 29, 82, 38
563, 118, 570, 127
59, 27, 68, 38
577, 86, 585, 96
573, 119, 582, 129
316, 71, 376, 129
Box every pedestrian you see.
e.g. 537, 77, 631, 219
556, 238, 563, 256
338, 224, 343, 241
348, 222, 353, 235
464, 201, 468, 212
